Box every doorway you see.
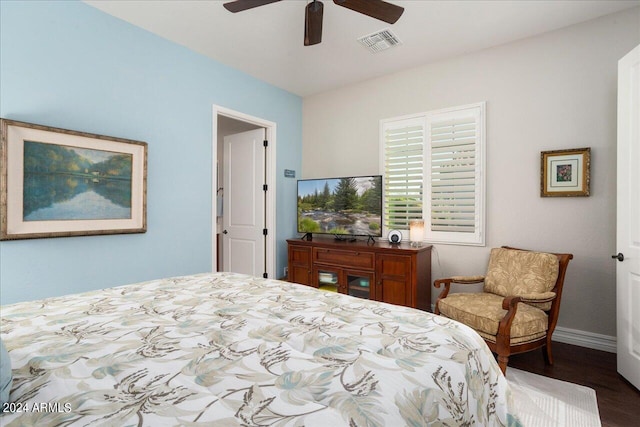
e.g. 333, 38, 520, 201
213, 105, 277, 278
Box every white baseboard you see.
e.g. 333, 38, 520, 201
552, 326, 617, 353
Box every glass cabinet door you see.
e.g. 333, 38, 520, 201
315, 267, 340, 293
346, 271, 374, 300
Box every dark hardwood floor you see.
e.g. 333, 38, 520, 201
509, 342, 640, 427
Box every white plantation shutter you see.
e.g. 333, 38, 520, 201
382, 118, 425, 230
426, 104, 484, 244
381, 103, 485, 245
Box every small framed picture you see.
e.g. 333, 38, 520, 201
540, 147, 590, 197
1, 119, 147, 240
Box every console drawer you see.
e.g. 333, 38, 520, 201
313, 248, 374, 270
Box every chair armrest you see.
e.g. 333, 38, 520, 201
495, 292, 558, 356
496, 296, 522, 354
450, 275, 485, 284
434, 275, 485, 288
501, 296, 522, 310
519, 292, 556, 304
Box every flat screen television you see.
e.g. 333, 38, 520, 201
297, 175, 383, 239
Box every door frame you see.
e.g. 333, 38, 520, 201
212, 105, 277, 278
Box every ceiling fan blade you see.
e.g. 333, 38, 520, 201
333, 0, 404, 24
304, 1, 324, 46
223, 0, 282, 13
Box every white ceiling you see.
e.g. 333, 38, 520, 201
85, 0, 639, 97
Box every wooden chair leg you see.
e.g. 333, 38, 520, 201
543, 336, 554, 365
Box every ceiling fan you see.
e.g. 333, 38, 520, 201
223, 0, 404, 46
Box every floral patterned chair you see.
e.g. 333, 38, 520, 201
434, 246, 573, 373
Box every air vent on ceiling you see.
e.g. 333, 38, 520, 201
358, 28, 401, 53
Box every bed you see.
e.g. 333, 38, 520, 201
0, 272, 521, 426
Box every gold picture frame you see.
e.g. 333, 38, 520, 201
1, 119, 147, 240
540, 147, 590, 197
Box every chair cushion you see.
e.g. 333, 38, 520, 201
484, 248, 559, 310
437, 292, 548, 345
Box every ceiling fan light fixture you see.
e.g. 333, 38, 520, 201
358, 28, 401, 53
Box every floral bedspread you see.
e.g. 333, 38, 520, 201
0, 272, 521, 426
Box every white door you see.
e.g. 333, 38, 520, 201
223, 128, 266, 276
617, 44, 640, 390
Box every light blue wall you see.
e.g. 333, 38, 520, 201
0, 1, 302, 305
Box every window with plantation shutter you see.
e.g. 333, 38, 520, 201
382, 117, 425, 231
380, 103, 485, 246
426, 104, 484, 244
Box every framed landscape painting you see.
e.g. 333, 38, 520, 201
0, 119, 147, 240
540, 147, 590, 197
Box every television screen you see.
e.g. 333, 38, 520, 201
297, 175, 383, 237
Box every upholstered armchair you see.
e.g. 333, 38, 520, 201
434, 246, 573, 373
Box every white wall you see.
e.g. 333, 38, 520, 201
302, 8, 640, 337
